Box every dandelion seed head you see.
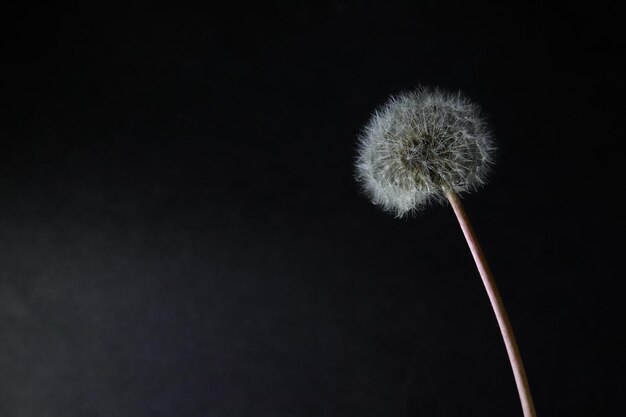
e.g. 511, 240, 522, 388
355, 86, 495, 217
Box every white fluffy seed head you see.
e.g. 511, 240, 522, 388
355, 86, 495, 217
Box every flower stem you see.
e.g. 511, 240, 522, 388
445, 190, 537, 417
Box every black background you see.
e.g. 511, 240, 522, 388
1, 2, 624, 416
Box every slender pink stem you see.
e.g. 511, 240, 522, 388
445, 190, 537, 417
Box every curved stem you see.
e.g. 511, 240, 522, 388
445, 190, 537, 417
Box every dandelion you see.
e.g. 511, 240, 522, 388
355, 86, 537, 417
356, 87, 495, 217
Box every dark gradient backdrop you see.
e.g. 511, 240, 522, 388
1, 3, 624, 416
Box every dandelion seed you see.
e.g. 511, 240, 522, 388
355, 86, 495, 217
